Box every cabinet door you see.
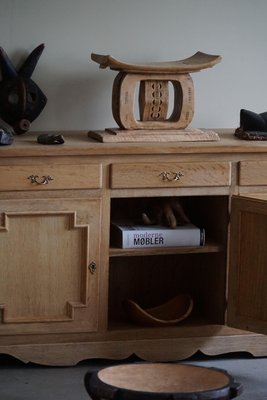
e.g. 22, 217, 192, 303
0, 197, 101, 335
227, 194, 267, 334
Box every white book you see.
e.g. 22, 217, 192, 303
110, 221, 205, 249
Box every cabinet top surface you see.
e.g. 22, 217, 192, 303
1, 129, 267, 158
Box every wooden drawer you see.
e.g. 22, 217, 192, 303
0, 164, 102, 191
110, 161, 231, 189
239, 160, 267, 186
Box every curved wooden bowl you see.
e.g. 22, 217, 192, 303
123, 294, 193, 327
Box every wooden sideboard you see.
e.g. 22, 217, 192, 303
0, 130, 267, 366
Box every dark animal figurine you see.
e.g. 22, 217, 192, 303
235, 109, 267, 140
0, 44, 47, 134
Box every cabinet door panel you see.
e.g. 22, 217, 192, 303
228, 195, 267, 334
0, 198, 101, 335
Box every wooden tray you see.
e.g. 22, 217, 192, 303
88, 128, 220, 142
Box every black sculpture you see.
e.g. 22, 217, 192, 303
235, 109, 267, 140
0, 44, 47, 135
37, 133, 64, 145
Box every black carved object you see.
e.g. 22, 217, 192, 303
235, 109, 267, 140
0, 44, 47, 134
37, 133, 64, 145
239, 109, 267, 131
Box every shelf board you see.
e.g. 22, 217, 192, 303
109, 240, 223, 257
107, 320, 252, 339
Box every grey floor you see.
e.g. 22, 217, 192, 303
0, 353, 267, 399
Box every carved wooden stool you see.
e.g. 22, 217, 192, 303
84, 363, 242, 400
91, 52, 221, 131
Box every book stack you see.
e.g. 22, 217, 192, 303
110, 221, 205, 249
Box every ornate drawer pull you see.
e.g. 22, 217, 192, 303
28, 175, 54, 185
159, 171, 184, 181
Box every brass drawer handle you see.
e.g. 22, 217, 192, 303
159, 171, 184, 181
28, 175, 54, 185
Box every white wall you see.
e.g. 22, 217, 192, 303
1, 0, 267, 132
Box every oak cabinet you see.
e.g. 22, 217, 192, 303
0, 130, 267, 366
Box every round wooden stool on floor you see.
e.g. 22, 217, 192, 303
84, 363, 242, 400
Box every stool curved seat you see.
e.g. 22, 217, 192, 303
91, 52, 221, 73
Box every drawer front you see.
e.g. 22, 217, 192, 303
239, 160, 267, 186
110, 162, 231, 189
0, 164, 102, 191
